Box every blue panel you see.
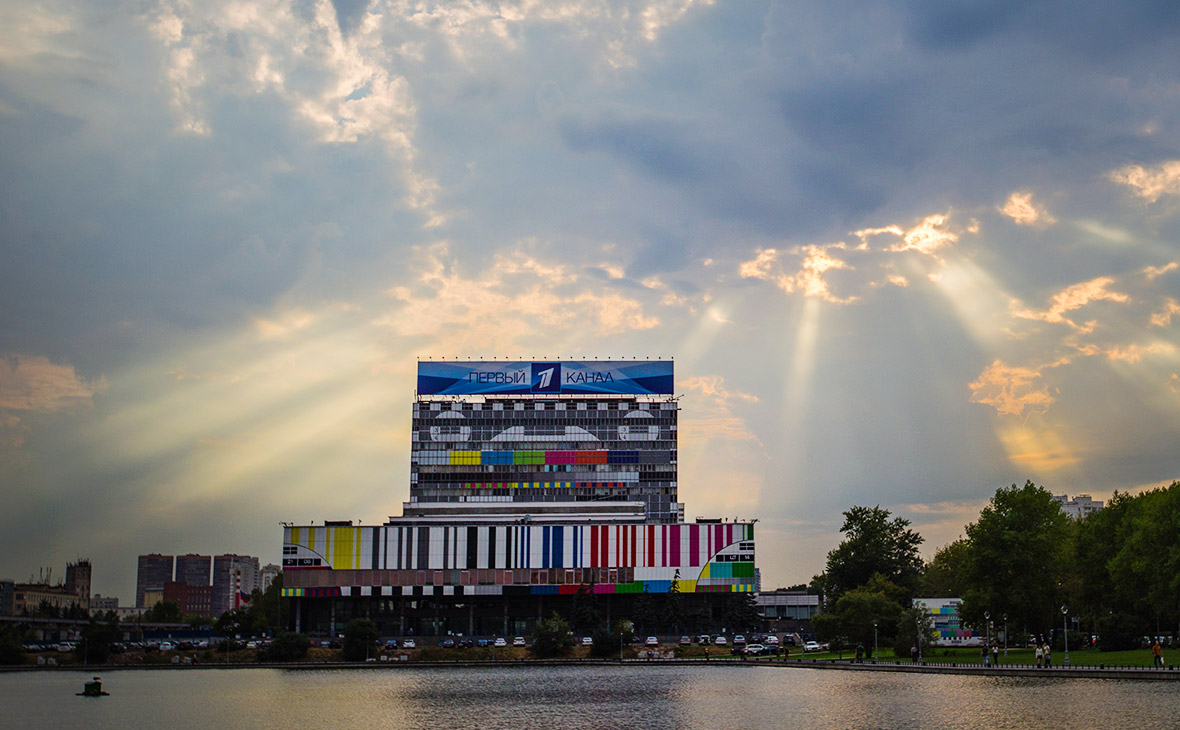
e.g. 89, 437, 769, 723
417, 361, 673, 395
552, 526, 563, 569
542, 526, 550, 570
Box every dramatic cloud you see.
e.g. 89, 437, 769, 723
4, 0, 1180, 597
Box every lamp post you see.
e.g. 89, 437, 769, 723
1062, 605, 1069, 667
916, 614, 922, 663
984, 611, 990, 666
873, 620, 878, 663
1003, 614, 1008, 658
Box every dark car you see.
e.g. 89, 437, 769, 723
440, 638, 456, 648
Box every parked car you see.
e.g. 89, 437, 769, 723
581, 637, 593, 646
697, 635, 711, 645
744, 643, 767, 656
440, 638, 456, 648
159, 642, 174, 652
494, 637, 507, 648
477, 638, 489, 648
765, 635, 780, 646
512, 636, 526, 647
645, 636, 659, 647
714, 636, 728, 646
384, 639, 398, 649
402, 638, 416, 649
733, 635, 747, 646
803, 641, 822, 653
679, 636, 691, 646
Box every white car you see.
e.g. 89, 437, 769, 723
402, 638, 416, 649
581, 637, 593, 646
765, 635, 780, 646
645, 636, 659, 647
494, 637, 507, 647
803, 641, 821, 653
714, 636, 728, 646
512, 636, 526, 647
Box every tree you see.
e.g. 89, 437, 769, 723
77, 616, 120, 664
144, 600, 183, 623
0, 623, 25, 665
919, 539, 970, 598
818, 506, 924, 601
960, 481, 1072, 636
811, 577, 903, 651
531, 612, 575, 658
590, 619, 635, 658
259, 632, 310, 662
892, 603, 936, 658
720, 592, 760, 634
342, 618, 378, 661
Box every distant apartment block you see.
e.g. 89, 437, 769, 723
136, 554, 174, 608
175, 554, 212, 587
213, 554, 260, 615
1052, 493, 1104, 519
65, 559, 92, 612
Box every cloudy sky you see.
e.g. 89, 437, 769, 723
2, 0, 1179, 601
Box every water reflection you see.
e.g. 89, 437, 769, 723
2, 665, 1178, 730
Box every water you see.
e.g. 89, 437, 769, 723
3, 665, 1178, 729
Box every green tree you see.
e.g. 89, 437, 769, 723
0, 623, 25, 665
818, 506, 924, 601
892, 604, 936, 658
258, 632, 311, 662
77, 616, 121, 664
811, 575, 904, 651
144, 600, 183, 623
589, 619, 635, 658
342, 618, 378, 661
1106, 483, 1180, 634
720, 592, 760, 634
531, 612, 576, 658
919, 539, 970, 598
960, 481, 1073, 636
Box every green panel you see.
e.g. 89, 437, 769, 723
732, 562, 755, 578
616, 581, 644, 593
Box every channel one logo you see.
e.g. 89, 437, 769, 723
531, 362, 561, 393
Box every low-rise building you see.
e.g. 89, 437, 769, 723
1052, 494, 1104, 519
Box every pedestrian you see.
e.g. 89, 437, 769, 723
992, 643, 999, 667
1043, 641, 1052, 668
1035, 643, 1043, 668
982, 643, 990, 667
1152, 639, 1164, 667
910, 645, 918, 663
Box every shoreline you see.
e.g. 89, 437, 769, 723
4, 657, 1178, 680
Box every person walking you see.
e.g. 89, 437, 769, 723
1043, 641, 1052, 668
1152, 639, 1164, 667
910, 645, 918, 663
992, 643, 999, 667
1035, 643, 1043, 668
982, 643, 990, 667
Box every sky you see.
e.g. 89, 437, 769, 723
2, 0, 1179, 602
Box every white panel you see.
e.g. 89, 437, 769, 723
456, 526, 468, 570
429, 526, 444, 570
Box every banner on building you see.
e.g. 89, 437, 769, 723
417, 361, 674, 396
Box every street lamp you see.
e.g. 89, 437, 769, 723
1062, 605, 1070, 667
1003, 614, 1008, 658
984, 611, 990, 666
873, 620, 878, 663
916, 614, 922, 663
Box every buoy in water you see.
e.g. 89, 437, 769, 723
77, 676, 110, 697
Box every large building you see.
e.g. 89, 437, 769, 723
136, 554, 174, 608
175, 554, 212, 587
1052, 494, 1104, 519
282, 360, 757, 637
213, 554, 261, 615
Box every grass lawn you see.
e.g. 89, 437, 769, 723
780, 645, 1165, 668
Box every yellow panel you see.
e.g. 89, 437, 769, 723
698, 563, 711, 579
308, 527, 316, 553
676, 580, 697, 593
332, 527, 357, 570
290, 527, 301, 546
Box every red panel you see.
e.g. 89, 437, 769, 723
590, 525, 599, 568
647, 524, 655, 567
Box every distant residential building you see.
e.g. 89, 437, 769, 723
136, 554, 174, 608
116, 605, 148, 621
163, 581, 215, 617
213, 554, 260, 615
142, 589, 164, 609
90, 594, 120, 614
175, 554, 212, 587
1052, 494, 1104, 519
65, 559, 92, 612
259, 563, 281, 592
